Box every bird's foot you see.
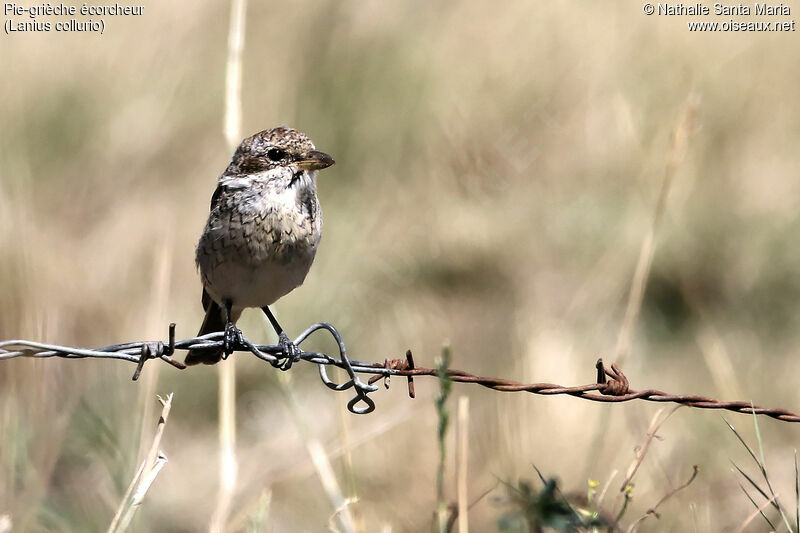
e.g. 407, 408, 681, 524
223, 321, 244, 358
278, 332, 301, 371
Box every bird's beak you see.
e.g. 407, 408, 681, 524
295, 150, 335, 171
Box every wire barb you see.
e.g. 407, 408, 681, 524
597, 359, 630, 396
2, 323, 799, 420
131, 323, 180, 381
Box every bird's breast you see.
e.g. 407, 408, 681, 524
195, 186, 322, 307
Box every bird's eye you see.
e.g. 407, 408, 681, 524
267, 148, 286, 161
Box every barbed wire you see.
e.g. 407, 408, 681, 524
1, 322, 799, 421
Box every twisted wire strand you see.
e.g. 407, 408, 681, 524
1, 322, 798, 421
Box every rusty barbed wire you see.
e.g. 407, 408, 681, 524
1, 322, 799, 421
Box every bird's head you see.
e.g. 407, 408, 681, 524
227, 126, 335, 190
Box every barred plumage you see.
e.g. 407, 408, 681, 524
186, 127, 334, 365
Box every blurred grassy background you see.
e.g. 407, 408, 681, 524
2, 0, 800, 531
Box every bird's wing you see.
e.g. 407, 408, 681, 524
210, 175, 253, 212
201, 286, 213, 311
210, 183, 224, 212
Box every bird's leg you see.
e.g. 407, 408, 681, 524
222, 299, 243, 358
261, 306, 300, 370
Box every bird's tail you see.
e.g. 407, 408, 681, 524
185, 301, 234, 366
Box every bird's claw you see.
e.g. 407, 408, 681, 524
278, 332, 301, 371
223, 321, 244, 358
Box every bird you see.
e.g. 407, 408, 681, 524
185, 126, 335, 366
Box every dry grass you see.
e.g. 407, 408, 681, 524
108, 393, 173, 533
2, 1, 800, 531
